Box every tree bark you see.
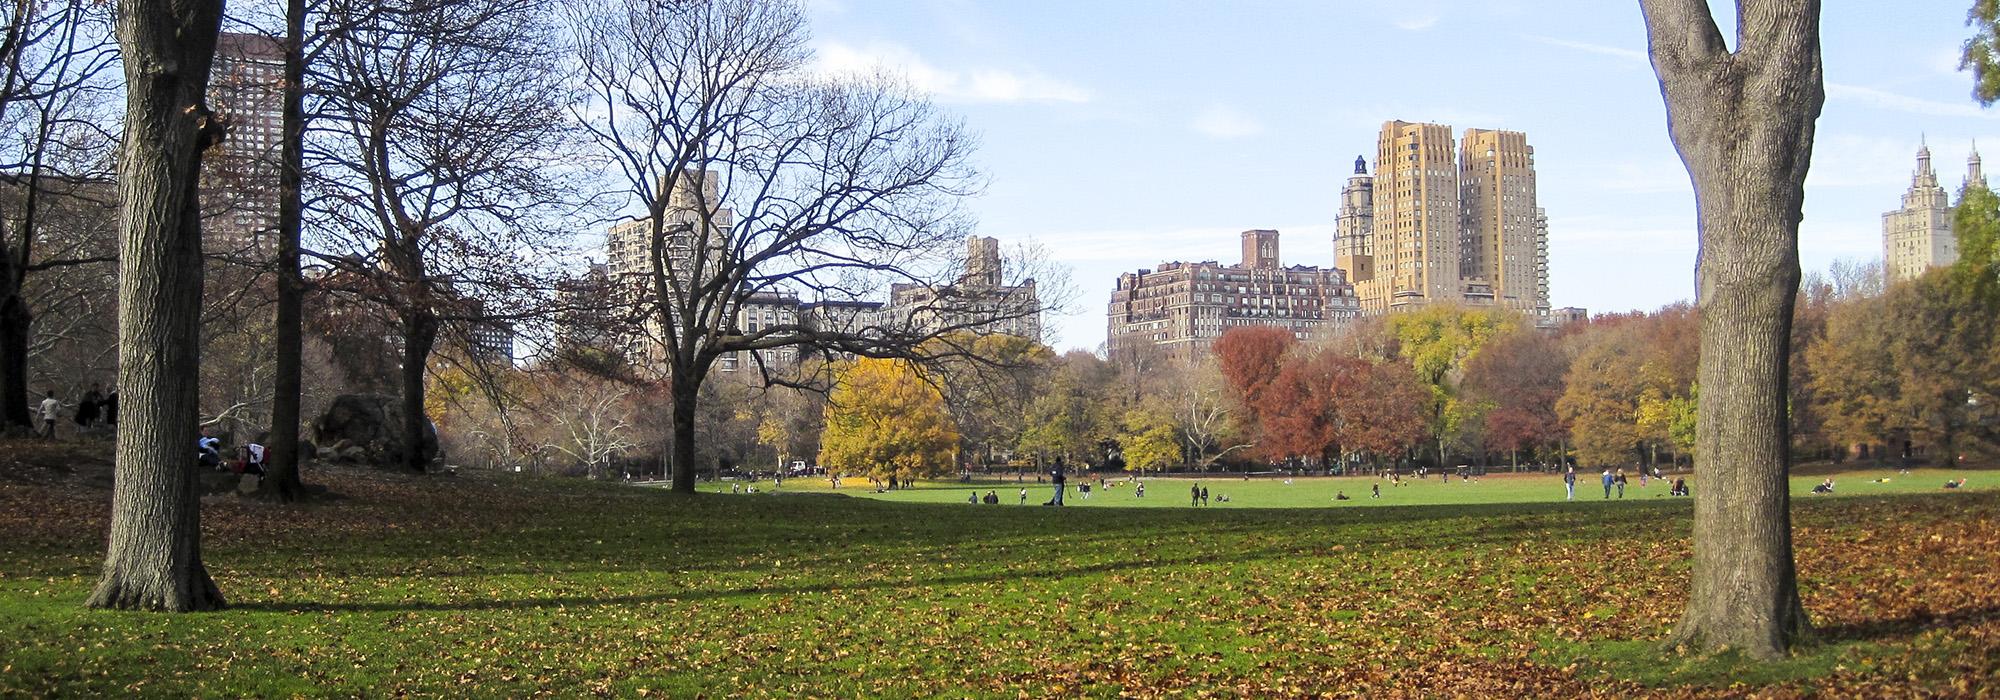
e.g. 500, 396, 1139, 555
1641, 0, 1823, 658
0, 292, 31, 429
668, 371, 702, 493
398, 307, 437, 472
88, 0, 227, 612
262, 0, 308, 500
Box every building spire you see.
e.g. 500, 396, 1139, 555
1971, 139, 1986, 190
1353, 155, 1367, 175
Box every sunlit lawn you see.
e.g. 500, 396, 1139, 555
2, 455, 1996, 697
719, 467, 1990, 510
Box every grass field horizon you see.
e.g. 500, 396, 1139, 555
692, 466, 1993, 511
4, 446, 1997, 696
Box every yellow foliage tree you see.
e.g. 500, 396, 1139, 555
819, 358, 960, 481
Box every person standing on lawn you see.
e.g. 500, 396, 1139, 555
1045, 456, 1067, 506
1563, 466, 1577, 501
1601, 468, 1614, 499
1191, 483, 1201, 507
1200, 485, 1209, 506
1615, 469, 1628, 498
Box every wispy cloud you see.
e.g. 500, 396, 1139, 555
1191, 105, 1263, 139
812, 40, 1090, 104
1524, 35, 1647, 63
1823, 83, 1996, 120
1394, 14, 1440, 31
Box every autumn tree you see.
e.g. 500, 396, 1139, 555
1387, 305, 1518, 466
1641, 0, 1823, 657
1212, 325, 1295, 448
87, 0, 228, 612
570, 0, 1058, 493
819, 358, 959, 481
1117, 405, 1178, 473
1461, 328, 1569, 468
309, 0, 574, 471
1019, 350, 1115, 466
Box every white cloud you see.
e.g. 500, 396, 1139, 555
812, 40, 1090, 104
1394, 14, 1440, 31
1191, 105, 1263, 139
1824, 83, 1997, 120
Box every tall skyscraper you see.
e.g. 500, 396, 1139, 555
1337, 121, 1547, 316
1882, 142, 1966, 284
1458, 128, 1545, 313
1366, 121, 1462, 313
206, 32, 285, 254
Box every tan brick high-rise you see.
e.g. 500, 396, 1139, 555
1337, 120, 1548, 316
1459, 128, 1545, 313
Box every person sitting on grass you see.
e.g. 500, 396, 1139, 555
1944, 478, 1967, 489
1335, 491, 1351, 501
1671, 477, 1689, 497
1811, 479, 1834, 494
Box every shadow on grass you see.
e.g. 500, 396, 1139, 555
1543, 603, 2000, 689
231, 544, 1299, 614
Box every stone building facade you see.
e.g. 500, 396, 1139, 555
1107, 230, 1360, 363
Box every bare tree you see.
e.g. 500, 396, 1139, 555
572, 0, 1062, 493
308, 0, 573, 471
0, 0, 118, 430
1640, 0, 1824, 657
87, 0, 227, 612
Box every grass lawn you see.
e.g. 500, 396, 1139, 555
2, 445, 1996, 697
717, 467, 1989, 510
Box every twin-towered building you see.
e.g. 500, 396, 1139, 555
1882, 142, 1979, 284
1110, 120, 1553, 363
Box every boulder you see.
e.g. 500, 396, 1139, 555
310, 394, 439, 468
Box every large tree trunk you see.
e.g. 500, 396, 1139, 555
398, 307, 437, 472
262, 0, 308, 501
1642, 0, 1823, 658
668, 372, 701, 493
88, 0, 227, 612
0, 291, 32, 429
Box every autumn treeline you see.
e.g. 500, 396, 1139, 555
422, 252, 1997, 480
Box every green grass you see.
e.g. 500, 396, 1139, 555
1, 461, 1996, 696
718, 467, 1988, 510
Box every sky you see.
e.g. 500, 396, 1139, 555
801, 1, 1994, 353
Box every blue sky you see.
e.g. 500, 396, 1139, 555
804, 1, 1992, 352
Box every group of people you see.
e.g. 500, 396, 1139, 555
197, 428, 266, 476
33, 383, 117, 439
1563, 466, 1684, 500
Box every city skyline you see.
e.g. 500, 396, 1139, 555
801, 1, 1995, 352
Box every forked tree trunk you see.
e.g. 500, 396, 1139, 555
263, 0, 308, 500
88, 0, 227, 612
1640, 0, 1824, 658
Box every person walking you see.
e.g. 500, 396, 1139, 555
1601, 468, 1614, 499
1563, 466, 1577, 501
36, 390, 60, 439
1018, 488, 1028, 505
1200, 485, 1210, 506
1191, 483, 1201, 507
1615, 469, 1628, 499
1372, 483, 1381, 499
